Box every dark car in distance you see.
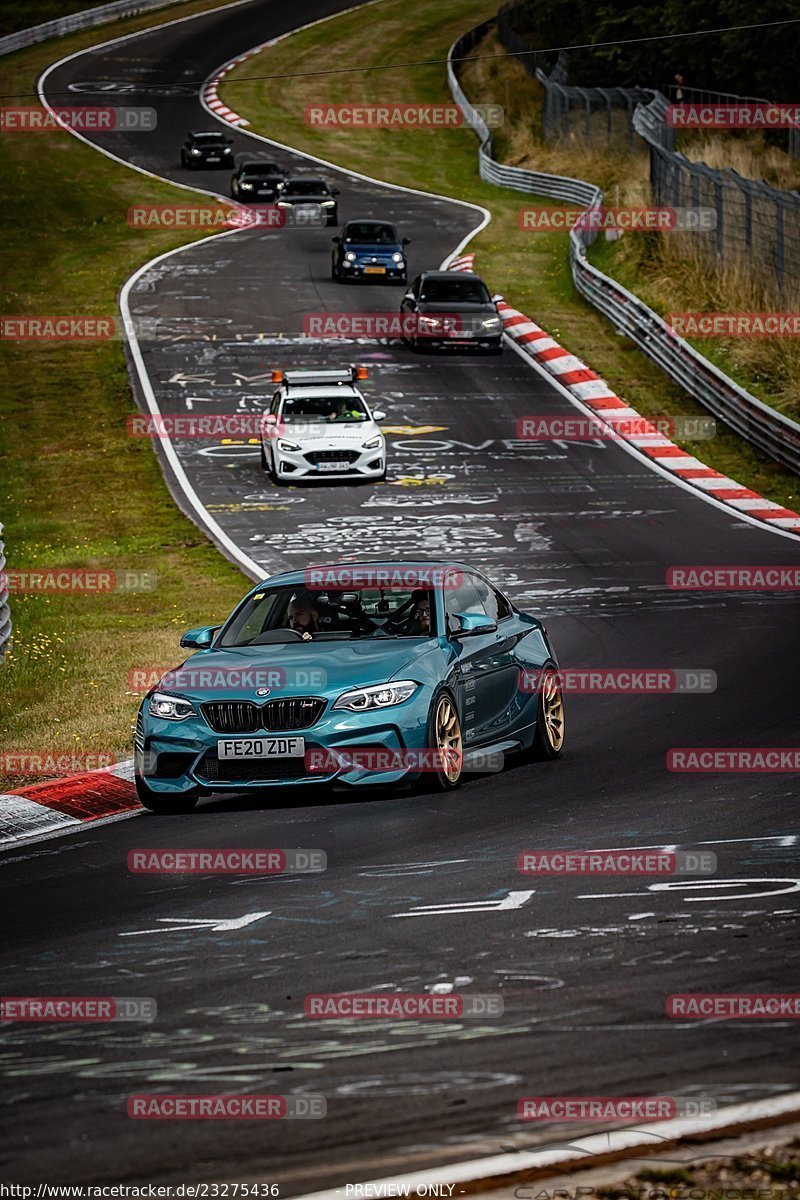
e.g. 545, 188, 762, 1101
230, 160, 286, 200
400, 271, 504, 353
180, 131, 234, 169
331, 219, 410, 284
276, 177, 340, 226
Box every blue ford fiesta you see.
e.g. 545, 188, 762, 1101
133, 561, 565, 811
331, 219, 410, 284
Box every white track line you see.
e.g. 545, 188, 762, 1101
287, 1092, 800, 1200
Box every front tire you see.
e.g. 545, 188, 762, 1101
530, 666, 565, 760
426, 690, 463, 790
135, 773, 198, 813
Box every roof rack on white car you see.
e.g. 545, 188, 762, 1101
272, 366, 369, 386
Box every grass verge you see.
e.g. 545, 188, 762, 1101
221, 6, 798, 511
0, 0, 256, 787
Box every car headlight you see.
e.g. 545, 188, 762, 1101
276, 438, 300, 452
333, 680, 419, 712
362, 435, 383, 449
392, 252, 404, 264
190, 148, 202, 156
320, 199, 336, 207
481, 316, 502, 329
344, 251, 357, 262
240, 181, 254, 190
223, 147, 232, 154
148, 692, 197, 721
276, 200, 292, 207
417, 314, 441, 327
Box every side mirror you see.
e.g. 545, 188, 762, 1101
332, 235, 341, 243
402, 237, 411, 245
492, 294, 505, 304
451, 612, 497, 638
180, 625, 218, 649
372, 410, 386, 421
402, 292, 414, 303
332, 188, 340, 196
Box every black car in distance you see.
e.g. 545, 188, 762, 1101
230, 160, 286, 200
180, 130, 234, 169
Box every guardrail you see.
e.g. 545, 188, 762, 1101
448, 23, 800, 475
0, 0, 182, 58
0, 523, 11, 665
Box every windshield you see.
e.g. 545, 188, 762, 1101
281, 393, 369, 423
419, 278, 492, 304
193, 133, 227, 143
344, 223, 398, 244
242, 162, 281, 174
219, 585, 437, 645
283, 180, 328, 196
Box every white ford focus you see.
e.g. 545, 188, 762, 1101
260, 367, 387, 484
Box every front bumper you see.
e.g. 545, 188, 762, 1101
272, 444, 384, 482
136, 691, 433, 793
339, 260, 406, 280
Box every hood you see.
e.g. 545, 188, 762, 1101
347, 243, 402, 257
417, 300, 496, 315
281, 421, 378, 444
157, 639, 440, 702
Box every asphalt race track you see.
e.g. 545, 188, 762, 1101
2, 0, 798, 1188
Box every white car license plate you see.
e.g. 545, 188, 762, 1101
217, 736, 305, 759
316, 460, 349, 471
206, 157, 220, 162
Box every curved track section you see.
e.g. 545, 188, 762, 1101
3, 0, 798, 1188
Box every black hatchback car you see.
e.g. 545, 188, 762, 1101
230, 160, 286, 200
180, 131, 234, 169
276, 177, 340, 225
400, 271, 504, 353
331, 219, 410, 284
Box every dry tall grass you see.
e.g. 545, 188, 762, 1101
460, 31, 800, 416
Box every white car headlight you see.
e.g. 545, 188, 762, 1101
149, 692, 196, 721
417, 314, 440, 327
333, 680, 419, 712
481, 316, 502, 329
276, 438, 300, 452
320, 199, 336, 207
392, 252, 404, 264
240, 181, 254, 190
276, 200, 291, 207
190, 148, 202, 156
362, 435, 382, 449
223, 147, 232, 154
345, 251, 357, 262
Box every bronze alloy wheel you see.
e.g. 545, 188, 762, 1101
540, 668, 565, 752
433, 693, 463, 785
